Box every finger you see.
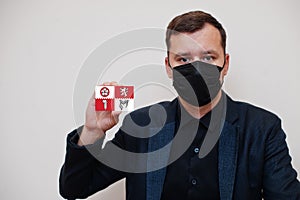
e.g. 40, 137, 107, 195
112, 111, 122, 116
110, 81, 119, 86
112, 111, 122, 123
102, 82, 110, 86
102, 81, 119, 86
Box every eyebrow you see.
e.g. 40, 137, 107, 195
173, 52, 192, 57
200, 50, 219, 55
173, 50, 220, 57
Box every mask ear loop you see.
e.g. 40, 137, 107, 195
218, 53, 226, 72
218, 53, 227, 86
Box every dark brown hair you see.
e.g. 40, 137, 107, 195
166, 11, 227, 54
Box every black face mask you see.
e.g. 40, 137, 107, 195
171, 60, 224, 107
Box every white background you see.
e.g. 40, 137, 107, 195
1, 0, 299, 199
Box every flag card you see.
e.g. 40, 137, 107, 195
95, 85, 134, 111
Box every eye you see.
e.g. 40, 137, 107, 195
179, 57, 190, 63
202, 55, 214, 62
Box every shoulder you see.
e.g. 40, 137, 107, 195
225, 95, 286, 148
226, 95, 281, 128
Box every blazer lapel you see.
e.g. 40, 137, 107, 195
145, 94, 240, 200
146, 122, 175, 200
218, 120, 239, 200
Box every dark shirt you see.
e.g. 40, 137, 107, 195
160, 98, 224, 200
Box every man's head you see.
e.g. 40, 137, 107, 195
165, 10, 229, 80
166, 10, 227, 55
164, 10, 230, 108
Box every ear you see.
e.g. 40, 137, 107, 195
165, 57, 173, 79
222, 53, 230, 76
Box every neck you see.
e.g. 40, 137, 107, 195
178, 90, 223, 119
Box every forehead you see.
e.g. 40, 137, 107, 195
169, 24, 223, 55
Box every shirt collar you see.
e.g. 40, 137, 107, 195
176, 92, 226, 129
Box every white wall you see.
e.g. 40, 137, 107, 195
0, 0, 299, 199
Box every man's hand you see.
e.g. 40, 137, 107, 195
78, 82, 121, 146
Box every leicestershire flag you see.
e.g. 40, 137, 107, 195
95, 85, 134, 111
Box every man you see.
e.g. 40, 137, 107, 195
59, 11, 300, 199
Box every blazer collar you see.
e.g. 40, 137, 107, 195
146, 98, 178, 200
218, 94, 240, 200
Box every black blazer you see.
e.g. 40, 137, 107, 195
59, 93, 300, 200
